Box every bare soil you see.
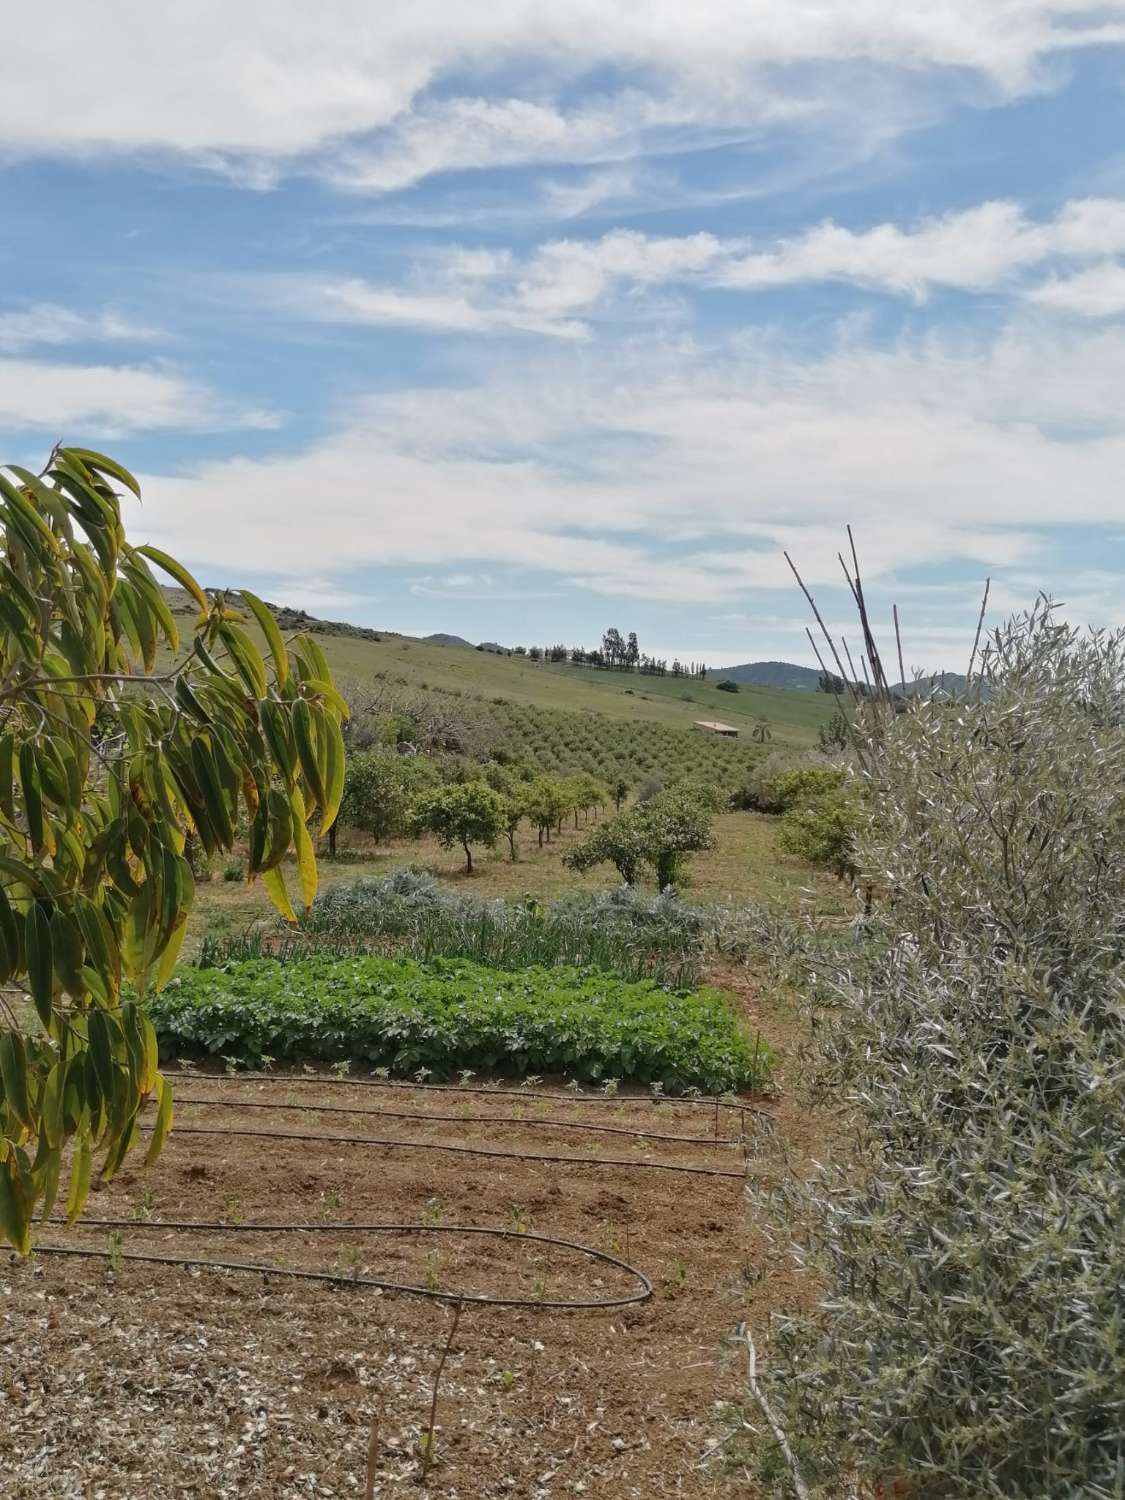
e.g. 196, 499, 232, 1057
0, 973, 821, 1499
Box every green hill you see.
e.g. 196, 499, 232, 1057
162, 588, 833, 747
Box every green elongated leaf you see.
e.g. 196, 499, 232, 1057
18, 742, 45, 854
87, 1010, 116, 1102
65, 1132, 93, 1226
174, 675, 212, 725
301, 677, 350, 721
293, 698, 326, 812
259, 699, 295, 780
263, 864, 298, 925
0, 734, 15, 821
290, 786, 317, 911
239, 590, 289, 690
294, 633, 332, 686
50, 906, 85, 998
218, 622, 268, 698
144, 1073, 173, 1165
0, 471, 60, 554
320, 707, 346, 836
0, 1157, 30, 1255
0, 853, 52, 898
40, 1062, 66, 1150
0, 883, 19, 984
64, 447, 142, 498
36, 1143, 61, 1224
258, 787, 293, 875
190, 739, 234, 847
135, 543, 208, 613
124, 554, 179, 652
0, 1033, 31, 1131
154, 915, 188, 991
25, 903, 55, 1028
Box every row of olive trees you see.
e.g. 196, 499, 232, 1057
331, 749, 617, 872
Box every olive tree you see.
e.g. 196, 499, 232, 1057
411, 780, 505, 872
0, 447, 345, 1250
760, 603, 1125, 1497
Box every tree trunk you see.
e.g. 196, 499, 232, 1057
463, 841, 473, 874
327, 820, 338, 858
538, 825, 544, 848
507, 830, 517, 861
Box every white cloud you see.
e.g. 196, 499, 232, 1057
130, 316, 1125, 610
1027, 261, 1125, 316
716, 199, 1125, 295
0, 359, 281, 436
0, 303, 162, 353
6, 4, 1125, 184
262, 199, 1125, 340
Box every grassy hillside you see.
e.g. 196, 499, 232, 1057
162, 589, 833, 746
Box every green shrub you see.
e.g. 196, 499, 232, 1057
151, 954, 767, 1092
222, 859, 244, 882
777, 786, 858, 880
761, 605, 1125, 1497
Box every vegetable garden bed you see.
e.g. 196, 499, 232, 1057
150, 955, 767, 1093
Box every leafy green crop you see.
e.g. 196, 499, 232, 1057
150, 954, 767, 1093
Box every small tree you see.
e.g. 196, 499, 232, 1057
334, 748, 437, 849
0, 446, 345, 1249
751, 718, 771, 743
716, 678, 740, 693
564, 790, 714, 889
411, 781, 504, 873
613, 777, 628, 812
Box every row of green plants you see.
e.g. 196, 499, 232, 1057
196, 872, 784, 987
152, 953, 768, 1093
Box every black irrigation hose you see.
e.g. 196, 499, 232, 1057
172, 1092, 745, 1147
150, 1122, 749, 1179
176, 1069, 758, 1114
35, 1219, 654, 1311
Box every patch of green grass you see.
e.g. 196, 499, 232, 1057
149, 954, 769, 1093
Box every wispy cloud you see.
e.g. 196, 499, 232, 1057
0, 303, 163, 353
1026, 261, 1125, 317
0, 358, 280, 436
258, 199, 1125, 341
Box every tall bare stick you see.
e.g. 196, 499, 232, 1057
740, 1323, 811, 1500
967, 577, 992, 685
364, 1394, 385, 1500
893, 604, 906, 695
420, 1300, 463, 1483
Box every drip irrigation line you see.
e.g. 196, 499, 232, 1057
172, 1092, 744, 1147
35, 1219, 653, 1311
147, 1122, 748, 1179
173, 1069, 758, 1114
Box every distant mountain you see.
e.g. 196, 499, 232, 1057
718, 659, 973, 697
718, 660, 824, 691
424, 632, 475, 648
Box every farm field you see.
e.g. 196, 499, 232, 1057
2, 967, 813, 1500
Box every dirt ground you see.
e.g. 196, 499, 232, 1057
0, 972, 819, 1499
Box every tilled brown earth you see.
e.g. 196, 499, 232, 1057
1, 1061, 803, 1499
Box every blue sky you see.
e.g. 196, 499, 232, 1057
4, 4, 1125, 670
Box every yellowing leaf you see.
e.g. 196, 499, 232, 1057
263, 864, 298, 925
